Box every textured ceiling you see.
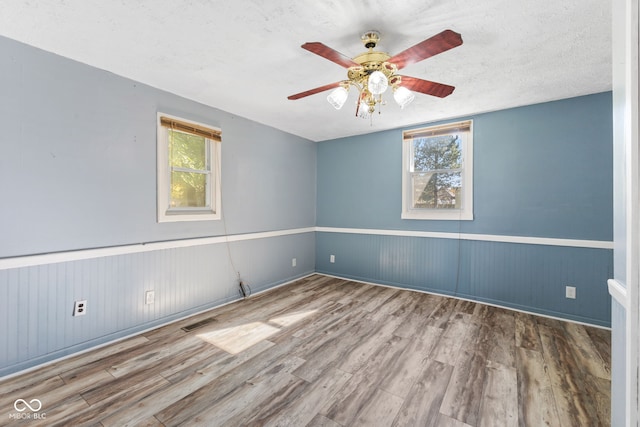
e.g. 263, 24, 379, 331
0, 1, 611, 142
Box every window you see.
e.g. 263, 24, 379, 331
157, 113, 221, 222
402, 120, 473, 220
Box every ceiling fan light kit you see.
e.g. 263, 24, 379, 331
288, 29, 463, 120
327, 85, 349, 109
367, 70, 389, 95
393, 86, 416, 109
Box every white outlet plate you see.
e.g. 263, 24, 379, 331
292, 258, 297, 267
565, 286, 576, 299
145, 290, 155, 305
330, 255, 335, 263
73, 300, 87, 316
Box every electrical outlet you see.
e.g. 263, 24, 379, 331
565, 286, 576, 299
330, 254, 335, 263
292, 258, 297, 267
73, 300, 87, 316
145, 290, 155, 305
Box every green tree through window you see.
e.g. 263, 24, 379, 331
157, 113, 221, 222
413, 134, 462, 209
168, 129, 210, 208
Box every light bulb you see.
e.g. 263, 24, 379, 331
393, 86, 415, 109
367, 71, 388, 95
358, 101, 370, 119
327, 87, 349, 109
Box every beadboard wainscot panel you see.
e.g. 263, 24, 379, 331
316, 230, 612, 326
0, 230, 315, 377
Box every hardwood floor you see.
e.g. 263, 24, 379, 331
0, 275, 611, 426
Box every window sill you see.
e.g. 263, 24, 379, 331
158, 210, 220, 223
401, 210, 473, 221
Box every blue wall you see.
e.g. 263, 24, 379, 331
318, 93, 612, 240
0, 36, 316, 376
0, 36, 316, 258
316, 93, 613, 326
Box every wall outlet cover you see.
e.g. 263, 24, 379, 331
145, 290, 155, 305
73, 300, 87, 316
565, 286, 576, 299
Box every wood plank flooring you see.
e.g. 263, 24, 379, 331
0, 275, 611, 426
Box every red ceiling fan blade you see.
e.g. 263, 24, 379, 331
301, 42, 360, 68
288, 82, 342, 100
388, 30, 463, 70
398, 76, 455, 98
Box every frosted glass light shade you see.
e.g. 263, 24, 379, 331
327, 87, 349, 109
358, 101, 370, 119
367, 71, 388, 95
393, 86, 415, 109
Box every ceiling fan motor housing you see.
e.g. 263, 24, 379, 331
348, 59, 397, 87
361, 30, 381, 49
351, 32, 398, 93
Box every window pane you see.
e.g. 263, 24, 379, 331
412, 172, 461, 209
413, 134, 462, 172
170, 171, 208, 208
169, 130, 207, 170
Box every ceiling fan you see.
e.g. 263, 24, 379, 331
288, 30, 463, 118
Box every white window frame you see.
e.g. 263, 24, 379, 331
157, 113, 221, 222
401, 120, 473, 221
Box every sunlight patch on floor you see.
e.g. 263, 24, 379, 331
198, 322, 280, 354
269, 309, 318, 327
196, 309, 318, 354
